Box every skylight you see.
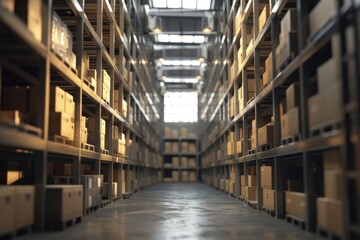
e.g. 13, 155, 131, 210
163, 78, 199, 84
156, 34, 206, 44
162, 60, 201, 66
152, 0, 212, 10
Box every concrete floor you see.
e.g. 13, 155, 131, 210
21, 183, 322, 240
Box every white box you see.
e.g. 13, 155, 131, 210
100, 133, 105, 150
49, 112, 72, 139
50, 86, 65, 112
102, 69, 110, 88
100, 118, 106, 135
81, 116, 87, 128
64, 92, 75, 118
81, 127, 88, 143
102, 85, 110, 103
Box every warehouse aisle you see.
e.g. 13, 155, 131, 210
21, 183, 321, 240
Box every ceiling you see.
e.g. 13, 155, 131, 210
141, 0, 221, 91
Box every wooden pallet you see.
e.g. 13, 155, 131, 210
0, 225, 32, 239
246, 200, 258, 209
81, 142, 95, 151
248, 149, 256, 154
281, 135, 300, 145
52, 50, 78, 75
239, 196, 246, 202
310, 122, 340, 138
46, 216, 82, 231
100, 200, 111, 208
285, 214, 306, 229
85, 205, 100, 215
122, 192, 133, 199
262, 207, 275, 216
83, 78, 96, 92
0, 120, 42, 137
258, 143, 273, 152
101, 149, 109, 155
317, 227, 343, 240
51, 176, 73, 184
54, 135, 74, 146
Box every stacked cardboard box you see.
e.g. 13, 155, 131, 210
230, 165, 236, 194
259, 4, 270, 32
85, 69, 97, 94
164, 142, 171, 153
276, 9, 298, 71
172, 170, 179, 181
171, 129, 179, 138
181, 142, 188, 153
122, 99, 128, 118
188, 171, 197, 182
227, 131, 235, 156
101, 70, 110, 104
261, 166, 275, 210
164, 127, 171, 138
48, 86, 75, 141
171, 142, 179, 153
245, 27, 254, 57
113, 133, 126, 155
188, 158, 197, 168
308, 37, 342, 129
309, 0, 338, 37
181, 171, 188, 182
236, 127, 243, 154
180, 127, 187, 138
262, 52, 272, 87
80, 175, 103, 210
81, 116, 88, 144
181, 157, 188, 168
88, 117, 106, 150
0, 186, 35, 236
188, 142, 196, 153
172, 157, 179, 168
102, 182, 118, 198
316, 149, 344, 237
250, 119, 256, 150
258, 123, 274, 147
285, 191, 306, 219
45, 185, 83, 224
229, 96, 235, 119
281, 83, 300, 139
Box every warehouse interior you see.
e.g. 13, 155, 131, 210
0, 0, 359, 239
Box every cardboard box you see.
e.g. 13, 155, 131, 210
0, 0, 14, 12
181, 142, 188, 153
323, 149, 342, 171
228, 132, 235, 142
225, 180, 230, 192
324, 171, 343, 200
262, 189, 275, 210
248, 175, 257, 186
261, 166, 272, 189
227, 142, 234, 155
287, 107, 300, 136
280, 9, 297, 40
308, 94, 323, 127
258, 124, 274, 146
230, 182, 236, 194
15, 0, 42, 42
281, 113, 289, 139
64, 92, 75, 118
171, 129, 179, 138
0, 187, 15, 235
72, 185, 83, 218
171, 142, 179, 153
49, 112, 72, 139
50, 86, 65, 113
309, 0, 338, 37
285, 191, 306, 219
240, 175, 245, 186
102, 85, 110, 103
180, 127, 187, 138
188, 171, 197, 182
317, 197, 344, 237
164, 127, 171, 138
188, 158, 196, 168
164, 142, 171, 152
252, 119, 256, 135
240, 186, 245, 197
277, 32, 298, 71
46, 185, 77, 222
322, 81, 342, 122
100, 133, 105, 150
286, 83, 300, 111
317, 57, 340, 93
0, 110, 28, 125
259, 5, 270, 32
181, 157, 187, 168
181, 171, 188, 182
172, 157, 179, 168
236, 140, 243, 154
102, 69, 110, 88
245, 186, 257, 201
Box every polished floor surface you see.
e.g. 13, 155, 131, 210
21, 183, 322, 240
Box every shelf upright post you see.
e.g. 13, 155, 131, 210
274, 156, 284, 219
256, 158, 262, 210
235, 162, 240, 199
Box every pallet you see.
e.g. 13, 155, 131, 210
122, 192, 133, 199
248, 149, 256, 154
81, 142, 95, 151
101, 149, 109, 155
46, 216, 82, 231
0, 120, 42, 137
310, 122, 340, 138
100, 200, 111, 208
258, 143, 273, 152
262, 207, 275, 216
0, 225, 32, 239
51, 176, 73, 184
54, 135, 74, 146
317, 227, 343, 240
239, 196, 246, 202
85, 205, 100, 215
281, 135, 300, 145
247, 97, 255, 105
285, 214, 306, 229
83, 78, 96, 92
52, 50, 78, 75
246, 200, 258, 209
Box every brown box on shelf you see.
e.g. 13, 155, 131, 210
286, 83, 300, 111
171, 129, 179, 138
81, 127, 88, 143
245, 186, 257, 201
258, 124, 274, 146
171, 142, 179, 153
64, 92, 75, 118
181, 171, 188, 182
236, 140, 243, 154
317, 197, 344, 237
227, 142, 234, 156
164, 127, 171, 138
228, 132, 235, 142
240, 186, 245, 197
181, 142, 189, 153
285, 191, 306, 219
248, 175, 257, 186
14, 186, 35, 229
181, 157, 188, 168
49, 112, 73, 139
309, 0, 338, 37
308, 94, 323, 128
188, 171, 197, 182
322, 81, 342, 122
230, 182, 236, 194
287, 107, 300, 136
180, 127, 187, 138
280, 9, 297, 40
188, 158, 196, 168
250, 134, 256, 150
188, 143, 196, 153
172, 157, 179, 168
276, 32, 298, 71
225, 179, 230, 192
102, 69, 110, 88
262, 189, 275, 210
252, 119, 256, 135
0, 0, 14, 12
324, 171, 343, 200
0, 187, 15, 235
15, 0, 42, 42
0, 110, 28, 125
240, 175, 245, 186
259, 4, 269, 32
261, 166, 272, 189
50, 86, 65, 113
323, 149, 342, 171
317, 57, 340, 93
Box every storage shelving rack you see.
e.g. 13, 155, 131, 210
199, 0, 359, 239
0, 0, 162, 232
162, 123, 200, 182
